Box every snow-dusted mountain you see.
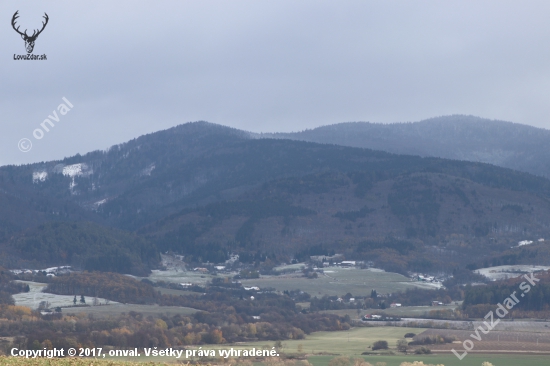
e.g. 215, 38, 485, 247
257, 115, 550, 178
3, 118, 550, 272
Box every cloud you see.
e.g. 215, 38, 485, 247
2, 0, 550, 165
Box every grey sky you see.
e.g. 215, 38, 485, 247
2, 1, 550, 166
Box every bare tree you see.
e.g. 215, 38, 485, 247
396, 339, 409, 353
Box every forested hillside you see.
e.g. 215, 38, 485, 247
139, 167, 550, 273
46, 272, 158, 303
4, 222, 159, 275
260, 115, 550, 178
462, 270, 550, 318
2, 121, 550, 273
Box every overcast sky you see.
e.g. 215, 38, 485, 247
2, 1, 550, 166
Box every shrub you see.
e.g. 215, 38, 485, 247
408, 335, 456, 345
404, 333, 416, 338
372, 340, 388, 350
414, 346, 432, 354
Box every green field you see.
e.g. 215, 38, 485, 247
209, 326, 425, 355
143, 266, 440, 298
63, 303, 198, 317
13, 281, 117, 309
321, 304, 459, 319
374, 305, 457, 317
308, 354, 550, 366
144, 269, 214, 285
12, 281, 197, 317
274, 263, 307, 272
221, 326, 550, 366
241, 267, 438, 297
156, 287, 203, 296
106, 327, 422, 363
100, 325, 550, 365
0, 356, 175, 366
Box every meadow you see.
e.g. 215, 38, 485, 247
213, 326, 550, 366
12, 280, 197, 317
62, 303, 197, 318
475, 265, 550, 281
130, 258, 448, 300
105, 325, 550, 365
136, 265, 436, 298
145, 269, 213, 285
241, 267, 437, 297
321, 304, 459, 319
2, 354, 548, 366
209, 326, 425, 356
3, 323, 549, 366
13, 281, 116, 309
0, 357, 176, 366
308, 354, 550, 366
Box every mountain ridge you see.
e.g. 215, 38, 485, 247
256, 115, 550, 178
2, 118, 550, 273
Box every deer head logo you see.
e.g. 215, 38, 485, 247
12, 11, 49, 54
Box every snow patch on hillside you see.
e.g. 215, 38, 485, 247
95, 199, 107, 206
62, 163, 89, 177
32, 171, 48, 183
141, 164, 155, 176
475, 265, 550, 281
54, 163, 94, 194
93, 199, 108, 209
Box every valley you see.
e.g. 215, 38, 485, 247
2, 119, 550, 363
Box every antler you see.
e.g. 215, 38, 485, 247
11, 11, 27, 37
11, 11, 49, 40
32, 12, 50, 37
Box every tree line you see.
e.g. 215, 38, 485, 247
45, 272, 158, 304
462, 270, 550, 317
